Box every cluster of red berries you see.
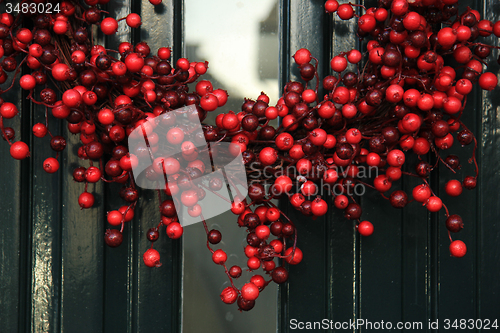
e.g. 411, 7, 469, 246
0, 0, 498, 311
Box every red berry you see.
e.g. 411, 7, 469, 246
166, 222, 183, 239
311, 198, 328, 216
401, 113, 422, 132
0, 102, 18, 119
16, 28, 32, 43
437, 27, 456, 48
62, 89, 82, 108
43, 157, 59, 173
358, 14, 377, 33
118, 205, 134, 222
301, 181, 317, 197
259, 147, 278, 166
254, 225, 269, 240
449, 240, 467, 258
107, 210, 123, 226
53, 20, 68, 34
347, 49, 362, 64
337, 4, 354, 20
157, 47, 171, 60
220, 287, 238, 304
425, 196, 442, 212
32, 123, 47, 138
78, 192, 95, 209
309, 128, 327, 146
293, 48, 311, 65
330, 55, 347, 72
247, 256, 261, 270
325, 0, 339, 13
374, 175, 392, 192
199, 93, 219, 111
445, 179, 463, 197
403, 11, 420, 30
143, 248, 161, 267
290, 193, 305, 208
284, 247, 303, 265
212, 249, 227, 265
412, 184, 431, 203
126, 13, 141, 28
250, 275, 266, 290
241, 283, 260, 301
125, 53, 144, 73
10, 141, 29, 159
478, 72, 498, 91
20, 74, 36, 90
386, 149, 405, 167
391, 0, 408, 16
334, 195, 348, 209
101, 17, 118, 35
357, 221, 374, 236
385, 84, 404, 103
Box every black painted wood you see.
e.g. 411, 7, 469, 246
0, 1, 499, 332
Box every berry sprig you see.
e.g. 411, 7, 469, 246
0, 0, 498, 311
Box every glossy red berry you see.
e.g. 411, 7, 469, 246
478, 72, 498, 91
337, 4, 354, 20
78, 192, 95, 209
10, 141, 29, 159
101, 17, 118, 35
212, 249, 227, 265
357, 221, 374, 236
241, 283, 260, 301
143, 248, 161, 267
43, 157, 59, 173
425, 196, 442, 212
20, 74, 36, 90
412, 184, 431, 203
166, 222, 183, 239
284, 247, 303, 265
126, 13, 141, 28
445, 179, 463, 197
311, 198, 328, 216
259, 147, 278, 166
293, 48, 311, 65
0, 102, 18, 119
125, 53, 144, 73
449, 240, 467, 258
325, 0, 339, 13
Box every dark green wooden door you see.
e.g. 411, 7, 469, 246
1, 0, 499, 332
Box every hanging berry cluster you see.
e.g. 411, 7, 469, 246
0, 0, 498, 311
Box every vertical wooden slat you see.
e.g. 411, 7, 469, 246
436, 67, 478, 325
359, 189, 403, 325
29, 89, 63, 333
134, 1, 183, 332
0, 44, 26, 332
101, 2, 135, 333
355, 0, 404, 324
400, 156, 432, 327
323, 1, 360, 330
436, 3, 480, 329
478, 0, 500, 321
279, 1, 340, 332
59, 7, 105, 333
60, 132, 105, 333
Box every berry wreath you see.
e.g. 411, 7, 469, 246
0, 0, 498, 314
